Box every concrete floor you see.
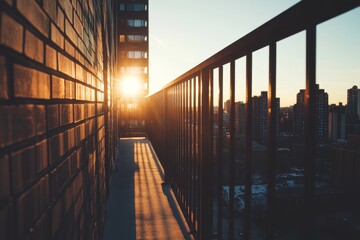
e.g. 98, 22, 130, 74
104, 138, 192, 240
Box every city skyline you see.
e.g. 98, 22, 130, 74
149, 1, 360, 107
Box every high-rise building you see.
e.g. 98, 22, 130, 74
293, 84, 329, 143
346, 85, 360, 121
116, 0, 149, 97
252, 91, 280, 145
328, 103, 346, 143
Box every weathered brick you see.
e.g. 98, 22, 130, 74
60, 104, 73, 126
56, 7, 65, 31
17, 176, 49, 237
75, 123, 85, 144
0, 56, 8, 99
17, 0, 49, 37
74, 12, 83, 39
51, 23, 64, 49
25, 30, 44, 63
35, 139, 48, 173
74, 104, 85, 122
45, 45, 57, 70
0, 13, 23, 52
75, 63, 84, 82
49, 133, 64, 163
43, 0, 56, 21
65, 39, 75, 57
0, 155, 10, 200
46, 104, 59, 130
14, 65, 50, 99
65, 80, 75, 99
52, 76, 65, 98
58, 52, 75, 77
65, 19, 77, 45
76, 83, 85, 100
58, 0, 73, 22
0, 105, 45, 147
11, 145, 36, 192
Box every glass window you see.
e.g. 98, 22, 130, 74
120, 3, 125, 11
127, 51, 147, 59
127, 3, 147, 11
127, 19, 147, 27
120, 67, 148, 75
119, 35, 125, 43
127, 35, 147, 43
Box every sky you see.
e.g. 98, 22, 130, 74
149, 1, 360, 107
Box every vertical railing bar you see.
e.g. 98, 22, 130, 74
200, 68, 212, 239
267, 42, 277, 240
244, 53, 253, 240
197, 75, 201, 238
229, 60, 236, 240
185, 80, 189, 217
217, 65, 224, 239
304, 25, 316, 239
192, 76, 197, 234
209, 68, 214, 238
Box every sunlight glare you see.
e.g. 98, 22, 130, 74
120, 76, 142, 97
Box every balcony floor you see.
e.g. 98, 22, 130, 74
104, 138, 192, 240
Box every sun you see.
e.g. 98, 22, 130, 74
120, 76, 142, 97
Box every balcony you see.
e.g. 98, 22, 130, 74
0, 1, 359, 240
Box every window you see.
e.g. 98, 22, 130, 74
127, 19, 147, 27
127, 35, 148, 43
119, 35, 125, 43
120, 3, 125, 11
127, 51, 147, 59
127, 3, 147, 11
120, 67, 148, 75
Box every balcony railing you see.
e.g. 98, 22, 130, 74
146, 1, 359, 239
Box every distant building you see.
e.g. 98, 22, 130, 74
252, 91, 279, 145
346, 85, 360, 120
328, 103, 346, 143
346, 85, 360, 135
235, 101, 246, 138
293, 85, 328, 143
117, 0, 149, 96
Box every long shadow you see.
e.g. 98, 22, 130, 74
146, 141, 192, 239
104, 139, 138, 240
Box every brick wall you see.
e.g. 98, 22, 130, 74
0, 0, 115, 239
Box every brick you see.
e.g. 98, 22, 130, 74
35, 139, 48, 173
46, 104, 59, 130
74, 104, 85, 122
52, 76, 65, 98
65, 19, 77, 45
75, 123, 85, 144
76, 83, 85, 100
64, 128, 75, 151
14, 65, 50, 99
75, 63, 84, 82
45, 45, 57, 70
28, 213, 50, 240
51, 196, 64, 237
17, 177, 49, 237
25, 30, 44, 63
58, 0, 73, 22
65, 80, 75, 99
43, 0, 56, 21
0, 13, 23, 52
51, 23, 64, 49
49, 133, 64, 163
65, 39, 75, 57
3, 0, 13, 5
0, 155, 10, 200
56, 8, 65, 31
0, 56, 8, 99
60, 104, 73, 126
58, 52, 74, 77
0, 105, 45, 147
11, 145, 36, 192
17, 0, 49, 37
74, 12, 83, 39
